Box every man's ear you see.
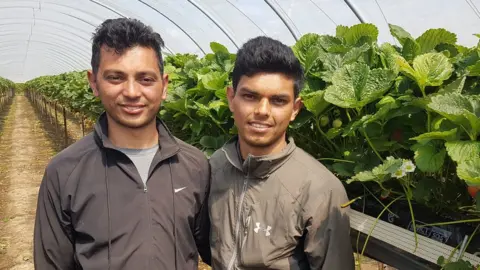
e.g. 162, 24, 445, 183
161, 73, 169, 100
290, 97, 303, 121
87, 70, 99, 97
226, 86, 235, 112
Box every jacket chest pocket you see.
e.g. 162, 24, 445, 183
239, 196, 301, 267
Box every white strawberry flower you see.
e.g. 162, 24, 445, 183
401, 159, 416, 173
392, 168, 406, 178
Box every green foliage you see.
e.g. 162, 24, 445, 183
0, 77, 15, 95
23, 71, 103, 120
396, 52, 454, 96
324, 63, 396, 109
438, 256, 480, 270
159, 44, 235, 151
428, 93, 480, 140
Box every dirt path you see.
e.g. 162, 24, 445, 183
0, 96, 56, 270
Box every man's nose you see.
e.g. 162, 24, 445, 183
254, 98, 270, 116
123, 80, 141, 98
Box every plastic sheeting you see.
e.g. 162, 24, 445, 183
1, 0, 479, 82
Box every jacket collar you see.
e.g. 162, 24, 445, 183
93, 112, 180, 160
222, 135, 296, 179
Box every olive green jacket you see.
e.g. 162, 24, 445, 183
208, 136, 354, 269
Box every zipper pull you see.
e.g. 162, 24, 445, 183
244, 216, 251, 234
144, 185, 148, 193
244, 207, 252, 231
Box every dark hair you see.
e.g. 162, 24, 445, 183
91, 18, 165, 74
232, 36, 304, 98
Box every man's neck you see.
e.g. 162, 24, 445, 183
107, 116, 159, 149
239, 136, 287, 160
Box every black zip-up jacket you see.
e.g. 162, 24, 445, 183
33, 113, 211, 269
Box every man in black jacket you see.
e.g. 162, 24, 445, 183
33, 18, 211, 269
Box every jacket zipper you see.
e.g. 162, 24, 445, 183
241, 213, 251, 251
227, 157, 250, 270
144, 182, 152, 269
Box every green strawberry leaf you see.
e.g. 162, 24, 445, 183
439, 75, 466, 94
402, 38, 421, 62
343, 23, 379, 46
457, 159, 480, 186
302, 91, 330, 117
389, 24, 414, 46
428, 93, 480, 139
411, 141, 446, 173
397, 52, 454, 92
324, 63, 396, 109
409, 128, 458, 144
445, 141, 480, 163
416, 28, 457, 54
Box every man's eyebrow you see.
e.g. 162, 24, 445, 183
103, 69, 124, 74
238, 87, 292, 99
137, 71, 159, 78
272, 94, 291, 99
238, 87, 259, 95
102, 70, 159, 78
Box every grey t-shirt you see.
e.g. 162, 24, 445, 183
115, 144, 159, 185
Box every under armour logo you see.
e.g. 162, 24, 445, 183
254, 222, 271, 236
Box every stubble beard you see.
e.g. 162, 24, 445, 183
242, 131, 286, 151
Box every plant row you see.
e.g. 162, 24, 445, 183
0, 76, 15, 95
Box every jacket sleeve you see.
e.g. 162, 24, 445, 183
303, 182, 355, 270
193, 159, 212, 266
34, 166, 75, 269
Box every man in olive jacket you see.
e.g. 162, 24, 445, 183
208, 36, 354, 269
33, 18, 211, 269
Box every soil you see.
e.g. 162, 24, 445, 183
0, 95, 395, 270
0, 96, 56, 269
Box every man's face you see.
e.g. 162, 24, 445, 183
227, 72, 302, 150
87, 45, 168, 129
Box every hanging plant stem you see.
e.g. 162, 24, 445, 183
361, 195, 404, 257
363, 129, 383, 161
315, 118, 338, 151
402, 183, 418, 253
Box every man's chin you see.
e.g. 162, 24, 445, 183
119, 120, 151, 129
243, 136, 275, 148
108, 113, 157, 129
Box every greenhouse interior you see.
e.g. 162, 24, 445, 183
1, 0, 480, 269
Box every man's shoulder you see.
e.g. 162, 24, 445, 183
208, 147, 231, 173
282, 147, 349, 214
174, 137, 209, 170
44, 133, 98, 180
285, 147, 346, 193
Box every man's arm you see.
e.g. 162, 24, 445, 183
193, 159, 212, 265
34, 166, 75, 269
303, 183, 355, 270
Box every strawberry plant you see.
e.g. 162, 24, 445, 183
288, 23, 480, 216
0, 77, 14, 95
23, 71, 103, 121
159, 42, 235, 154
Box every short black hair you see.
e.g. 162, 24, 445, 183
232, 36, 304, 98
91, 18, 165, 74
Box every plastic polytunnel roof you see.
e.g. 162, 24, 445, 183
1, 0, 480, 83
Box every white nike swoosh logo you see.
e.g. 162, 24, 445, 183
174, 187, 187, 193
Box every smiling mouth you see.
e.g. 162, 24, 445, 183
248, 122, 272, 131
120, 104, 146, 114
